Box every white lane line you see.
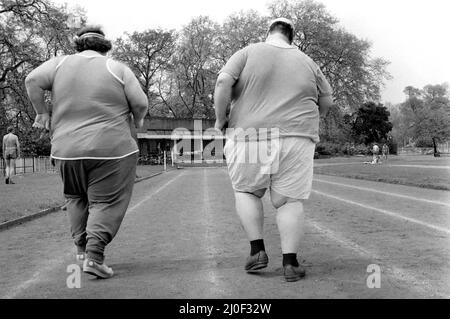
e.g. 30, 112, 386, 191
3, 171, 184, 299
388, 164, 450, 170
314, 178, 450, 207
128, 171, 184, 212
202, 169, 223, 295
314, 162, 362, 167
308, 219, 445, 298
2, 251, 72, 299
312, 190, 450, 235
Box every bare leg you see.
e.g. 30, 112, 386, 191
271, 190, 305, 254
234, 189, 266, 241
5, 158, 10, 178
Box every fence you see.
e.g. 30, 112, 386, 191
1, 156, 57, 176
398, 143, 450, 156
437, 142, 449, 154
1, 153, 174, 177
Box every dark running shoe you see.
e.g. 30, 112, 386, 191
5, 178, 9, 184
245, 250, 269, 271
83, 258, 114, 279
283, 264, 306, 282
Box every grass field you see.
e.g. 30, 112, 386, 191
0, 165, 169, 224
314, 155, 450, 190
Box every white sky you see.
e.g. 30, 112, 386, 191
53, 0, 450, 105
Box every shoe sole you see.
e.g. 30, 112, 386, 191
245, 261, 269, 272
284, 272, 306, 282
83, 266, 113, 279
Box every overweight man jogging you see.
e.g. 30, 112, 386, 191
214, 18, 333, 282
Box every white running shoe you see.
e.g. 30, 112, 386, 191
83, 258, 114, 279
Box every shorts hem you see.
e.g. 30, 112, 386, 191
270, 186, 310, 201
232, 186, 269, 194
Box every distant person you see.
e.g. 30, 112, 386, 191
25, 26, 148, 279
372, 143, 380, 164
382, 143, 389, 161
2, 126, 20, 184
214, 18, 333, 282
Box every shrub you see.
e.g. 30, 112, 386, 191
316, 142, 347, 156
354, 143, 370, 155
387, 139, 398, 155
415, 138, 433, 148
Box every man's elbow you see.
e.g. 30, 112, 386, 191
135, 101, 148, 117
215, 73, 235, 91
318, 96, 333, 115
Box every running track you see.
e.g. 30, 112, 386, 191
0, 168, 449, 298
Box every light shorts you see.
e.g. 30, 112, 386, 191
4, 151, 17, 160
224, 136, 315, 200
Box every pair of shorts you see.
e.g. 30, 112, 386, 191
4, 153, 16, 160
224, 137, 315, 200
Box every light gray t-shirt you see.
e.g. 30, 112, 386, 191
49, 52, 139, 159
220, 42, 332, 143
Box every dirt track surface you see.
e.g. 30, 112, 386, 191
0, 168, 449, 298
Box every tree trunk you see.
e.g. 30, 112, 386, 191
432, 137, 440, 157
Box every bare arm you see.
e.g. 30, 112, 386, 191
15, 136, 20, 157
25, 58, 59, 114
318, 95, 333, 116
25, 58, 60, 129
2, 136, 5, 158
214, 72, 236, 130
122, 66, 148, 128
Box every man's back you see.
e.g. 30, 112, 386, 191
3, 133, 18, 152
222, 42, 332, 143
50, 53, 138, 159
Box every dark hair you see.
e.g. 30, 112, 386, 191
269, 22, 294, 44
7, 126, 14, 133
74, 26, 112, 54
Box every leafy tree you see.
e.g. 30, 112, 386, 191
112, 29, 177, 117
268, 0, 391, 110
398, 83, 450, 154
172, 16, 219, 118
0, 0, 86, 155
215, 10, 268, 64
352, 102, 393, 144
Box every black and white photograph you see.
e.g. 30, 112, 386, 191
0, 0, 449, 306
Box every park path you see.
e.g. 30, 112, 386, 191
0, 168, 449, 298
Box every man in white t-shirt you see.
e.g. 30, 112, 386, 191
372, 143, 380, 164
214, 18, 333, 282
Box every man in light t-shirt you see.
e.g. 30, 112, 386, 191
372, 143, 380, 164
214, 18, 333, 282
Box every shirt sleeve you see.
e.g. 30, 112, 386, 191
315, 66, 333, 98
219, 47, 248, 80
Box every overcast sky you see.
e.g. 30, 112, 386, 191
53, 0, 450, 105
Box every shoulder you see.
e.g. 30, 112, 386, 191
298, 51, 318, 67
107, 58, 133, 75
48, 55, 69, 68
245, 42, 268, 53
106, 58, 131, 84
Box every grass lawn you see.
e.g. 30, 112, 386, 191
314, 155, 450, 190
0, 164, 171, 224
